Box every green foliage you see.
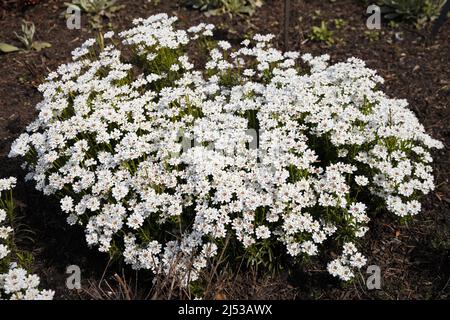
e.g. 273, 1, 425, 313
310, 21, 334, 45
0, 20, 50, 54
364, 30, 381, 42
184, 0, 263, 16
0, 43, 20, 53
14, 20, 35, 50
382, 0, 444, 21
68, 0, 119, 13
334, 18, 347, 29
360, 0, 446, 26
388, 20, 401, 28
15, 251, 35, 272
65, 0, 125, 29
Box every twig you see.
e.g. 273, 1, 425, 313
204, 235, 231, 298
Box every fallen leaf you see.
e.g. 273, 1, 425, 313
214, 292, 226, 300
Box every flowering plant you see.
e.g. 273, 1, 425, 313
9, 14, 443, 285
0, 177, 54, 300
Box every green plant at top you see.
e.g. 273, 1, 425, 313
184, 0, 263, 16
364, 30, 381, 42
382, 0, 444, 20
0, 20, 51, 54
420, 0, 447, 23
14, 20, 36, 50
334, 18, 347, 29
310, 21, 335, 45
65, 0, 125, 29
359, 0, 446, 27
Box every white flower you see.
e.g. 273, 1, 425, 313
286, 242, 301, 256
0, 244, 10, 259
255, 226, 271, 239
218, 41, 231, 50
127, 213, 144, 229
354, 175, 369, 186
60, 196, 74, 213
243, 69, 255, 77
201, 243, 218, 258
342, 242, 358, 255
0, 226, 13, 239
104, 31, 115, 39
355, 226, 369, 237
170, 64, 180, 72
338, 149, 348, 157
407, 200, 421, 215
328, 243, 366, 281
112, 184, 129, 201
301, 241, 318, 256
66, 214, 78, 225
327, 259, 344, 278
0, 209, 6, 223
0, 177, 16, 192
349, 252, 367, 268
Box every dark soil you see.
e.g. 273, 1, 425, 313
0, 0, 449, 300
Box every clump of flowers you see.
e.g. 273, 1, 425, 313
0, 177, 54, 300
9, 14, 443, 285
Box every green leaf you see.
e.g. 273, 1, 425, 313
204, 8, 223, 17
109, 4, 125, 13
0, 43, 20, 53
238, 5, 255, 15
31, 41, 52, 51
384, 13, 400, 20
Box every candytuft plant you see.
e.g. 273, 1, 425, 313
9, 14, 443, 289
0, 177, 54, 300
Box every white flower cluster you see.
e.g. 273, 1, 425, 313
327, 242, 367, 281
9, 14, 443, 283
0, 177, 54, 300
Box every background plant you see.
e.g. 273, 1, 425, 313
184, 0, 263, 16
0, 20, 51, 54
65, 0, 125, 29
309, 21, 335, 45
360, 0, 446, 27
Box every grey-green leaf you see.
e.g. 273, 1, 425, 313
0, 42, 21, 53
32, 41, 52, 51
